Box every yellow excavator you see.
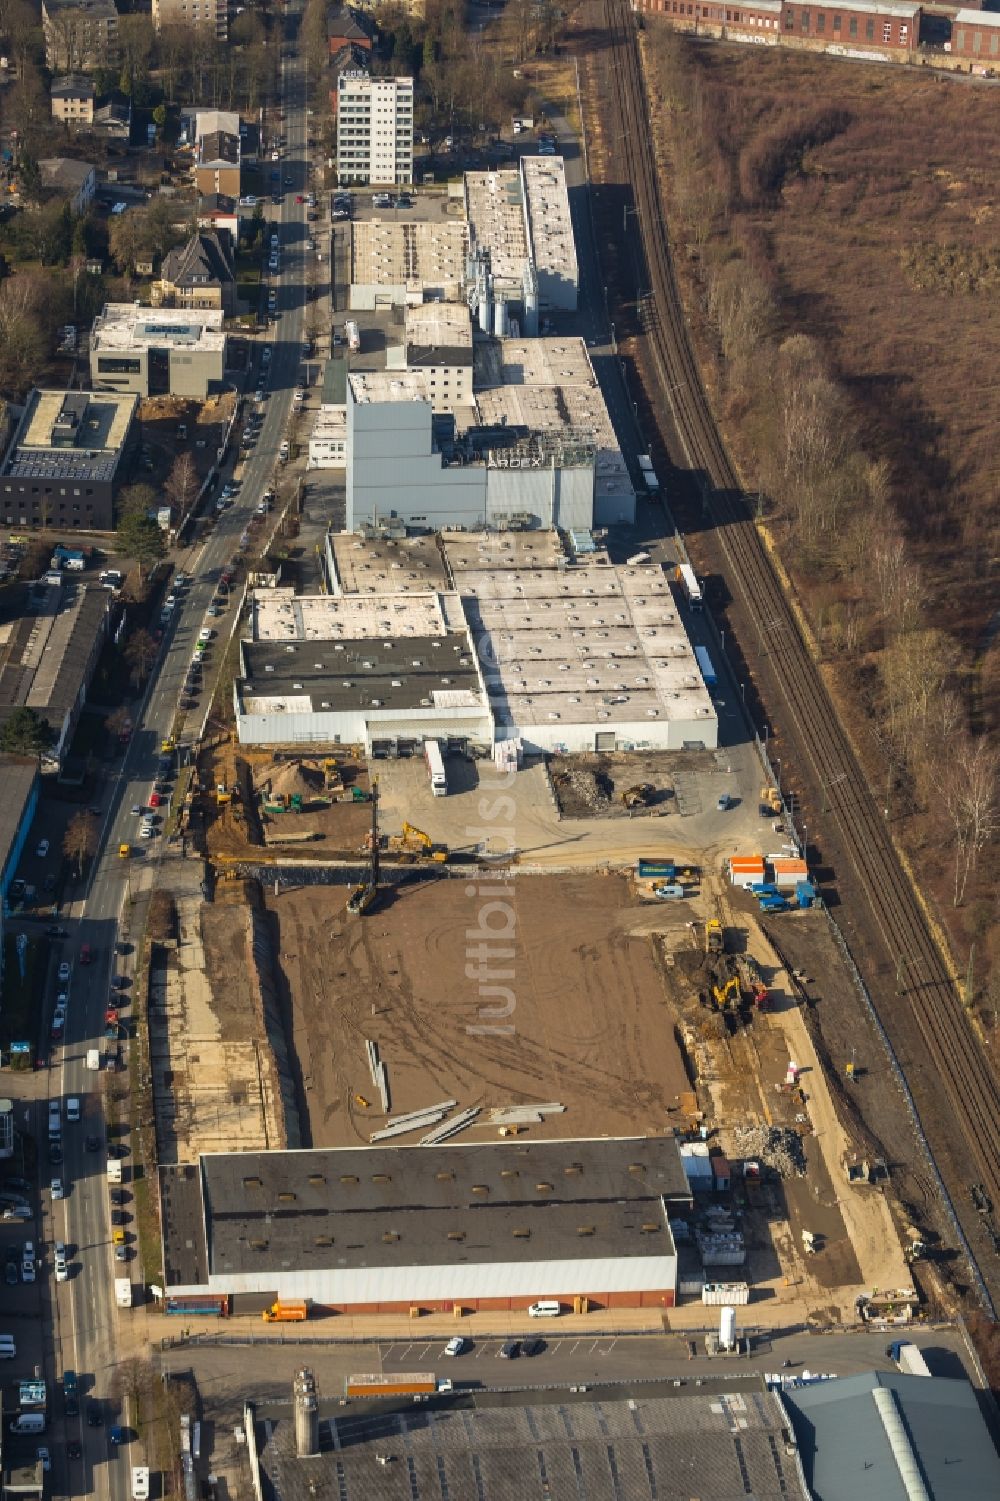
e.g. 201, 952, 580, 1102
388, 822, 448, 862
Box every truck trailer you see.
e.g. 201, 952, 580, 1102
887, 1341, 930, 1377
637, 455, 660, 495
262, 1300, 309, 1322
345, 1372, 436, 1398
694, 645, 717, 690
675, 563, 703, 610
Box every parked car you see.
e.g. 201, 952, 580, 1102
36, 838, 49, 858
58, 961, 71, 982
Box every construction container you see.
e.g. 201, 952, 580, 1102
678, 1275, 706, 1297
680, 1143, 713, 1190
710, 1155, 731, 1192
638, 859, 676, 880
702, 1282, 750, 1307
345, 1373, 436, 1398
729, 856, 765, 888
262, 1300, 309, 1322
772, 858, 809, 888
164, 1294, 231, 1317
795, 881, 816, 909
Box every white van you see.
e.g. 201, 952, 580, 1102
527, 1301, 562, 1318
48, 1101, 61, 1138
66, 1097, 81, 1123
87, 1049, 101, 1071
132, 1468, 150, 1501
10, 1414, 46, 1434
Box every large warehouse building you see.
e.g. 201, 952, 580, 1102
159, 1135, 690, 1311
446, 539, 719, 754
233, 588, 493, 752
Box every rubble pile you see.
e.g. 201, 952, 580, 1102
565, 768, 611, 811
732, 1123, 807, 1178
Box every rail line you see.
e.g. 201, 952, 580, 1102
602, 0, 1000, 1305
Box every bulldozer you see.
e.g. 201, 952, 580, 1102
705, 918, 724, 954
388, 822, 448, 862
323, 758, 344, 793
216, 783, 232, 806
735, 954, 769, 1010
759, 785, 782, 816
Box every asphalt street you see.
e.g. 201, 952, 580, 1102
31, 10, 313, 1501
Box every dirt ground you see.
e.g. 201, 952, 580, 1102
263, 873, 691, 1148
549, 750, 708, 819
201, 741, 375, 860
138, 391, 236, 491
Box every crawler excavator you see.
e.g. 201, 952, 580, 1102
387, 821, 449, 862
347, 779, 380, 916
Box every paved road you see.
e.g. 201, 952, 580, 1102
35, 9, 313, 1501
158, 1326, 977, 1418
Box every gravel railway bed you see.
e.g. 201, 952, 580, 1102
601, 0, 1000, 1310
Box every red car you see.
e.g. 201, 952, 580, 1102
148, 792, 162, 808
80, 942, 92, 965
296, 194, 304, 203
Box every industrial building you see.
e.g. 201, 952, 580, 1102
447, 542, 718, 754
0, 759, 40, 904
246, 1377, 810, 1501
400, 303, 475, 410
781, 1370, 1000, 1500
307, 361, 348, 469
637, 0, 921, 58
465, 158, 578, 328
0, 389, 138, 533
348, 218, 469, 310
233, 589, 492, 752
0, 575, 113, 769
336, 73, 414, 186
345, 336, 633, 533
326, 531, 451, 597
159, 1136, 689, 1310
951, 8, 1000, 60
89, 305, 228, 399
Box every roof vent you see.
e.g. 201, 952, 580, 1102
512, 1227, 531, 1239
308, 1175, 326, 1187
248, 1238, 268, 1250
340, 1175, 359, 1185
278, 1192, 296, 1203
372, 1173, 391, 1185
577, 1225, 596, 1237
447, 1230, 466, 1241
242, 1176, 262, 1189
471, 1184, 489, 1197
535, 1182, 553, 1194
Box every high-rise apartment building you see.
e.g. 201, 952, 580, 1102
151, 0, 227, 40
336, 73, 413, 187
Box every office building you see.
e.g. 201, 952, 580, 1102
0, 389, 137, 533
89, 305, 228, 399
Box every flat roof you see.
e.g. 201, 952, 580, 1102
330, 533, 451, 595
405, 301, 473, 364
309, 406, 347, 443
239, 630, 483, 717
473, 337, 630, 499
787, 0, 919, 10
954, 6, 1000, 22
322, 358, 348, 405
350, 370, 435, 405
349, 219, 469, 290
520, 154, 577, 287
464, 169, 529, 284
5, 390, 136, 485
250, 587, 462, 641
443, 531, 566, 574
454, 559, 716, 731
250, 1382, 805, 1501
783, 1371, 1000, 1501
162, 1136, 690, 1285
91, 303, 226, 353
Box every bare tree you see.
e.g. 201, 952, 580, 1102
165, 453, 199, 518
944, 739, 1000, 906
124, 628, 157, 687
106, 706, 133, 741
109, 1357, 156, 1413
63, 810, 98, 881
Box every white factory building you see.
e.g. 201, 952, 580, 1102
345, 336, 634, 533
232, 588, 492, 753
446, 536, 719, 754
348, 218, 469, 311
465, 158, 579, 328
159, 1137, 690, 1312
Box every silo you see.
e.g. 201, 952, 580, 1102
719, 1306, 737, 1352
293, 1368, 319, 1457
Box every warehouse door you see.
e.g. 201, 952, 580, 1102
595, 732, 617, 752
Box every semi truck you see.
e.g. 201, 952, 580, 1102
637, 454, 660, 495
675, 563, 703, 611
345, 1372, 437, 1398
262, 1300, 309, 1322
887, 1341, 930, 1377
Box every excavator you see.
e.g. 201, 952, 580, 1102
388, 822, 448, 862
347, 779, 380, 916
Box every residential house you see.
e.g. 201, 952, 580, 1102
152, 230, 237, 315
38, 157, 97, 214
197, 193, 239, 242
93, 90, 131, 140
151, 0, 227, 39
195, 130, 241, 198
327, 4, 375, 55
50, 74, 96, 127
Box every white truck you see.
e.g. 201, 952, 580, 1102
887, 1340, 930, 1377
637, 454, 660, 495
107, 1159, 122, 1185
675, 562, 703, 611
115, 1279, 132, 1309
87, 1049, 101, 1071
345, 320, 360, 353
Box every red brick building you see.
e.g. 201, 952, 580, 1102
950, 7, 1000, 61
781, 0, 920, 52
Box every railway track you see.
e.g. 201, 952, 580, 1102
602, 0, 1000, 1306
